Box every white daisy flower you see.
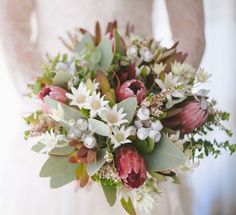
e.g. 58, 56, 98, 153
66, 82, 89, 109
49, 103, 65, 122
196, 68, 211, 83
85, 92, 108, 117
86, 79, 99, 93
110, 126, 133, 149
153, 63, 166, 75
155, 73, 181, 89
130, 188, 156, 215
100, 104, 128, 127
39, 130, 67, 153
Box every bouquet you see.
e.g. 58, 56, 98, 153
24, 21, 236, 215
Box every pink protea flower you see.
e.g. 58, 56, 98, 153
115, 145, 147, 189
117, 64, 136, 84
116, 79, 147, 104
39, 86, 68, 113
162, 98, 209, 134
39, 86, 67, 103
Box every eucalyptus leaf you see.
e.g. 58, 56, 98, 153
98, 38, 113, 70
49, 146, 75, 156
39, 156, 78, 178
144, 134, 187, 171
50, 171, 76, 188
88, 119, 110, 136
117, 97, 137, 124
87, 149, 106, 176
45, 97, 83, 122
120, 197, 137, 215
53, 70, 72, 88
101, 183, 117, 207
75, 34, 94, 53
31, 142, 46, 153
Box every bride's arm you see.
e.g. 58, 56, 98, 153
0, 0, 42, 94
165, 0, 205, 67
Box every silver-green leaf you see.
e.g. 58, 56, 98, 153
45, 97, 83, 122
101, 183, 117, 207
39, 156, 78, 178
87, 149, 106, 176
53, 70, 72, 88
88, 119, 110, 136
144, 133, 187, 171
117, 97, 137, 124
50, 171, 76, 189
98, 38, 113, 70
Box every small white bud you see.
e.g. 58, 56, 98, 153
137, 107, 150, 121
140, 47, 153, 62
149, 130, 161, 142
68, 119, 76, 127
127, 45, 138, 59
83, 135, 97, 149
151, 120, 163, 131
71, 128, 82, 138
55, 62, 68, 71
134, 120, 143, 129
137, 128, 149, 140
76, 119, 88, 131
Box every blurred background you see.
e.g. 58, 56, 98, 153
0, 0, 235, 214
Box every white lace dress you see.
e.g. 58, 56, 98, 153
0, 0, 205, 214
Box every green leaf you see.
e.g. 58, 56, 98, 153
50, 171, 76, 188
144, 134, 187, 171
88, 119, 110, 136
120, 197, 136, 215
49, 146, 75, 156
113, 30, 125, 58
150, 172, 166, 183
87, 149, 106, 176
117, 97, 137, 124
98, 38, 113, 70
101, 182, 117, 207
39, 156, 78, 178
75, 34, 94, 53
44, 97, 83, 122
53, 70, 72, 88
134, 138, 155, 154
31, 142, 46, 153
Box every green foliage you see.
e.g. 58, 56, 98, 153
134, 138, 155, 154
144, 133, 186, 171
53, 70, 72, 89
39, 156, 78, 178
23, 111, 42, 125
117, 97, 137, 124
101, 182, 117, 207
87, 149, 106, 176
88, 119, 110, 136
184, 138, 236, 159
120, 197, 137, 215
31, 142, 46, 153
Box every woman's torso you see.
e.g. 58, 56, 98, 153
35, 0, 153, 56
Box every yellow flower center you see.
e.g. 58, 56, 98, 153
91, 100, 101, 110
